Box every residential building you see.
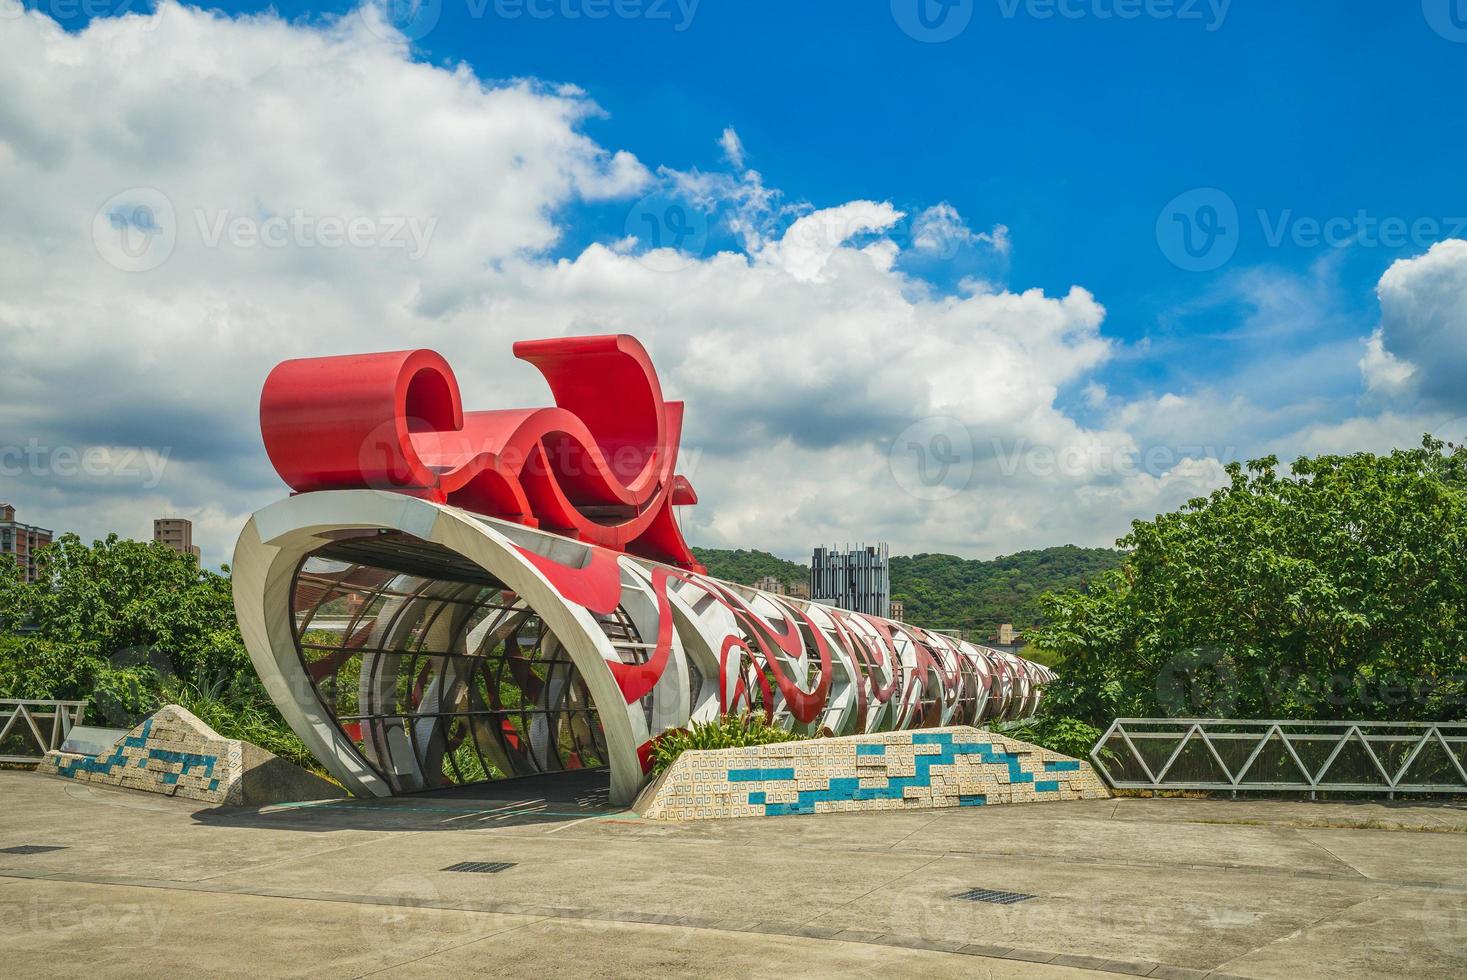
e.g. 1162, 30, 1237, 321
154, 517, 201, 560
0, 503, 52, 583
753, 574, 788, 595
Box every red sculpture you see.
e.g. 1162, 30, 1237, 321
260, 334, 703, 570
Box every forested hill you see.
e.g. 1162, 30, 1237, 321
691, 548, 808, 587
889, 547, 1123, 635
690, 544, 1124, 634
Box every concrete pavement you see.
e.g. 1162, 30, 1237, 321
1, 770, 1464, 978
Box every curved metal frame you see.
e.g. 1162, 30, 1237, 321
234, 490, 1051, 805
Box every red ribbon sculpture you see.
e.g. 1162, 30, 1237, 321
260, 334, 703, 570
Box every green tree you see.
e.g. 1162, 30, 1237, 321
1032, 438, 1467, 727
0, 533, 250, 725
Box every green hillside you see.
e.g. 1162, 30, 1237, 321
690, 544, 1123, 635
691, 548, 808, 588
891, 546, 1123, 636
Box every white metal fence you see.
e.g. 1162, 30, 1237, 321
1091, 719, 1467, 798
0, 699, 88, 764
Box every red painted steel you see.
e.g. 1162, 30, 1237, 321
260, 335, 703, 570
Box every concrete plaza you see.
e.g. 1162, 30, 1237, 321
1, 769, 1464, 978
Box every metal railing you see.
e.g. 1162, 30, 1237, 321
0, 699, 88, 765
1091, 719, 1467, 798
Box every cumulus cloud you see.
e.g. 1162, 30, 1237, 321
0, 3, 1414, 569
1372, 239, 1467, 406
1359, 328, 1416, 394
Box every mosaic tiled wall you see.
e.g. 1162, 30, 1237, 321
38, 704, 340, 806
640, 726, 1110, 821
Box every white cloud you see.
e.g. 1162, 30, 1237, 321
1359, 327, 1416, 394
1372, 238, 1467, 406
0, 3, 1429, 571
718, 126, 746, 170
911, 203, 1010, 258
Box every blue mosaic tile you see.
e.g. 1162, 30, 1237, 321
738, 731, 1080, 818
728, 767, 795, 782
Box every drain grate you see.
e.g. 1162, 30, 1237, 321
954, 887, 1036, 905
442, 861, 516, 874
1, 845, 67, 855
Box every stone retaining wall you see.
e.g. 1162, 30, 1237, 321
639, 726, 1109, 821
38, 704, 343, 806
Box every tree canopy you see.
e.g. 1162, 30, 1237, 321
1032, 439, 1467, 728
0, 533, 249, 725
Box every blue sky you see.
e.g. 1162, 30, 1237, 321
111, 0, 1460, 399
4, 1, 1466, 563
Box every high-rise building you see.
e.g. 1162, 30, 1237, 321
154, 517, 201, 560
810, 544, 890, 618
889, 599, 904, 623
0, 504, 53, 583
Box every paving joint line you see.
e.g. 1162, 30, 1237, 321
1206, 891, 1391, 976
353, 915, 551, 978
0, 868, 1400, 980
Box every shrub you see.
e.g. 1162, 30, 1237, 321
1001, 715, 1103, 760
650, 713, 808, 775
